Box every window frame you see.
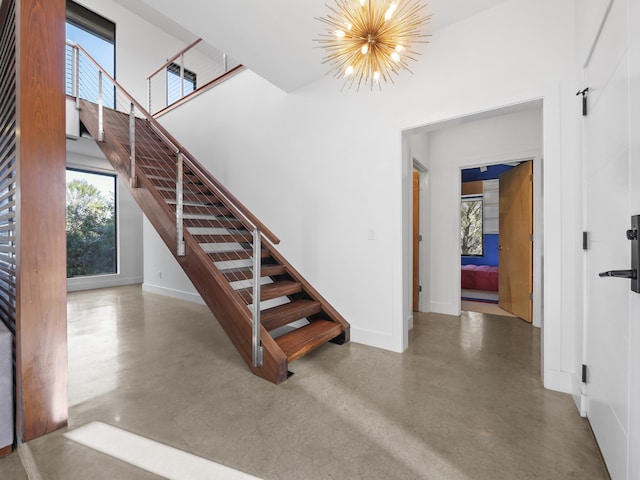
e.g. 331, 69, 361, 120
65, 167, 118, 279
65, 1, 116, 107
166, 62, 197, 105
460, 195, 484, 257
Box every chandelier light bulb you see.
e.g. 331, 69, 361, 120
385, 3, 398, 20
316, 0, 431, 91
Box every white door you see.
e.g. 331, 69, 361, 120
583, 1, 631, 479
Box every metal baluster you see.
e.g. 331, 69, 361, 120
252, 227, 264, 367
98, 70, 104, 142
147, 78, 151, 114
180, 53, 185, 99
176, 152, 185, 256
129, 103, 137, 188
73, 45, 80, 108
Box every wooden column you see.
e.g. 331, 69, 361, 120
15, 0, 68, 441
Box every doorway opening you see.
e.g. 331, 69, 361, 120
403, 99, 544, 351
460, 161, 533, 321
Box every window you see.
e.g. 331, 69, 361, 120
65, 1, 116, 107
461, 197, 483, 256
167, 62, 197, 105
66, 169, 117, 278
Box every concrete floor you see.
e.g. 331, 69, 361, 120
0, 285, 609, 479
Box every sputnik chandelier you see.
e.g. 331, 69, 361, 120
316, 0, 430, 90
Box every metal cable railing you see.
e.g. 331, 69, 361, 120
146, 39, 241, 115
66, 41, 269, 367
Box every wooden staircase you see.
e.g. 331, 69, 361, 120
77, 99, 349, 384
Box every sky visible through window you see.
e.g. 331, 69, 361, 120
66, 22, 115, 107
66, 22, 114, 77
67, 169, 115, 198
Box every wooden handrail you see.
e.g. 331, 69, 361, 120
146, 38, 203, 80
68, 41, 280, 245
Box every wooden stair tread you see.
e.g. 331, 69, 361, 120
275, 320, 342, 362
260, 299, 322, 331
236, 280, 302, 303
222, 264, 286, 282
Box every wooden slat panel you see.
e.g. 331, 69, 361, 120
0, 0, 15, 340
15, 0, 68, 442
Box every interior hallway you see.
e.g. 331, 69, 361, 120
0, 285, 608, 479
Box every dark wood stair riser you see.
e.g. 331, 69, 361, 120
223, 264, 286, 282
260, 299, 322, 331
208, 249, 270, 262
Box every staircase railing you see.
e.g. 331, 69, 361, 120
66, 41, 271, 367
146, 38, 242, 116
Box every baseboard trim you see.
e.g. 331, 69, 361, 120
67, 276, 143, 292
141, 283, 205, 305
0, 444, 11, 458
350, 326, 403, 353
543, 368, 572, 394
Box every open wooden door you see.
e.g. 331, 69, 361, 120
413, 170, 420, 311
498, 161, 533, 322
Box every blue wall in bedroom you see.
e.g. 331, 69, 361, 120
462, 234, 499, 266
461, 164, 514, 182
461, 163, 517, 267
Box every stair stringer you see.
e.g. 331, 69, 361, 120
78, 101, 290, 384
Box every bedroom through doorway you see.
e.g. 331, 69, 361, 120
460, 161, 533, 321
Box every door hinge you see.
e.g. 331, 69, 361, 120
529, 292, 533, 300
582, 364, 588, 383
530, 234, 534, 242
418, 285, 422, 292
418, 235, 423, 242
583, 231, 589, 250
529, 174, 533, 182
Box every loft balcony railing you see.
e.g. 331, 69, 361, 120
65, 41, 268, 368
146, 39, 243, 116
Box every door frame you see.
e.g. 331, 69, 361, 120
400, 93, 565, 390
412, 159, 429, 316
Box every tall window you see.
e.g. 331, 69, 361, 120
461, 197, 483, 256
167, 63, 197, 105
66, 169, 117, 278
66, 1, 116, 107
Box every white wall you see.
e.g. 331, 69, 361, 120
423, 106, 542, 318
142, 0, 581, 395
65, 131, 144, 292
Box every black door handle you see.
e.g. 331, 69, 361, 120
599, 269, 637, 279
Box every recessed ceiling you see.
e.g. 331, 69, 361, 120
115, 0, 511, 92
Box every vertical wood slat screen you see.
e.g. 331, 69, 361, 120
0, 0, 17, 339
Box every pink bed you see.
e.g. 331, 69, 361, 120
461, 265, 499, 292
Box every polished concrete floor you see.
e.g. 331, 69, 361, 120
0, 285, 609, 479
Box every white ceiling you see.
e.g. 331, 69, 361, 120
115, 0, 511, 92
